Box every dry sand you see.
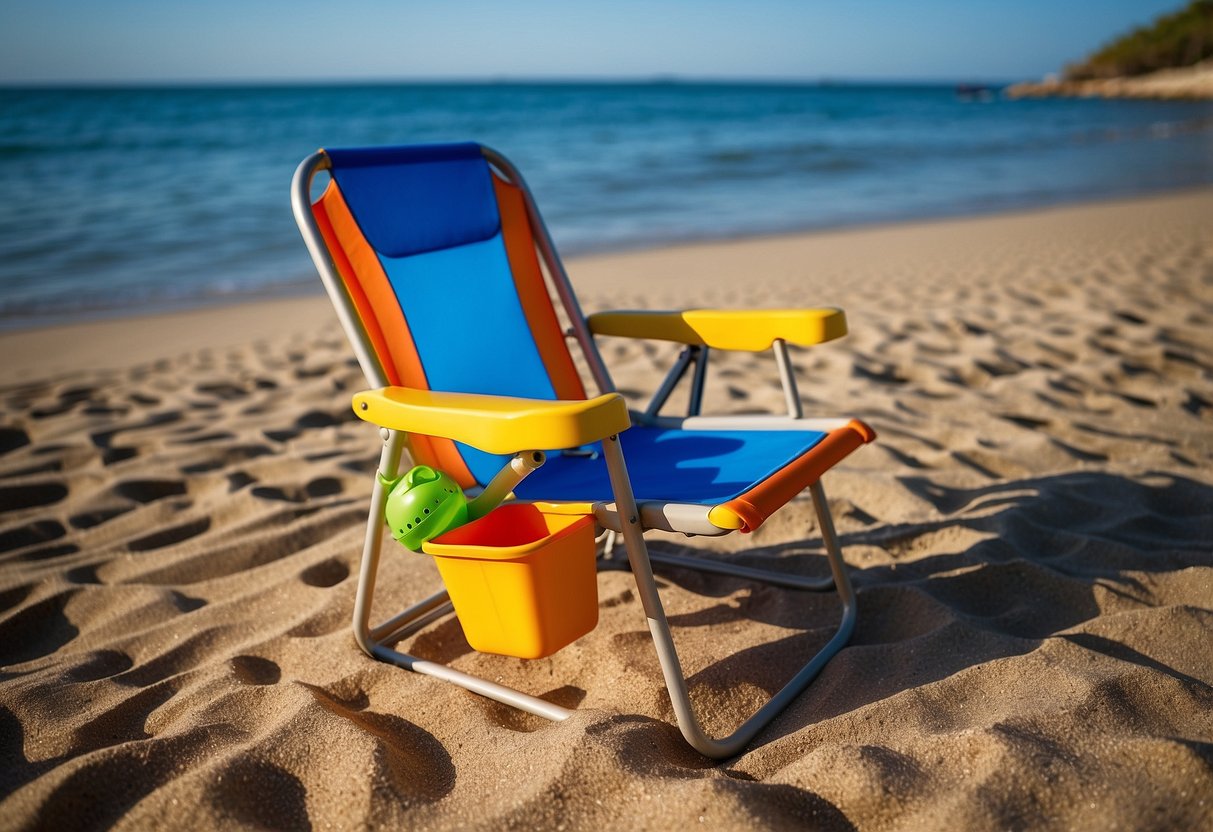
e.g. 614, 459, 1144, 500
1, 189, 1211, 830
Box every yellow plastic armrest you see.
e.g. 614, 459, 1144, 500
586, 308, 847, 352
351, 388, 630, 455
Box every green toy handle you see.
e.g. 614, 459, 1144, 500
467, 450, 546, 521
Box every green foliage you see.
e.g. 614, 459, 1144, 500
1065, 0, 1213, 79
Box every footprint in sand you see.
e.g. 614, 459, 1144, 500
0, 482, 69, 514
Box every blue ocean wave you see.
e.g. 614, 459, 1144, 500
0, 83, 1211, 325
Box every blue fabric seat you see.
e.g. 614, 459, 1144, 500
511, 425, 827, 505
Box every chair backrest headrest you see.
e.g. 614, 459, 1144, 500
327, 144, 500, 258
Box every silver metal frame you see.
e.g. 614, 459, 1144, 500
644, 347, 694, 419
291, 146, 861, 758
641, 338, 799, 421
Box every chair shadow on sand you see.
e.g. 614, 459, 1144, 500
576, 470, 1212, 781
401, 470, 1208, 769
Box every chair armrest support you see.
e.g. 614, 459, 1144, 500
587, 308, 847, 352
352, 387, 630, 455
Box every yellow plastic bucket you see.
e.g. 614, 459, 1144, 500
421, 503, 598, 659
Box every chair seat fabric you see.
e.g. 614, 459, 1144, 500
510, 425, 827, 505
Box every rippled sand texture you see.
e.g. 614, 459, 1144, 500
1, 190, 1211, 830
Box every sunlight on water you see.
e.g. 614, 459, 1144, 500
0, 83, 1210, 325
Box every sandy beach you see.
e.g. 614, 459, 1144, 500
1, 189, 1211, 829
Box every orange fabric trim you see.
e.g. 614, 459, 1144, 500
717, 419, 877, 533
313, 187, 396, 383
492, 175, 586, 401
314, 180, 476, 487
315, 181, 422, 386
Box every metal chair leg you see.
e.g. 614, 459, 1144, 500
349, 429, 574, 721
603, 434, 856, 759
351, 429, 404, 655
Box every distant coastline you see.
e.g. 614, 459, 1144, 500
1009, 2, 1213, 101
1007, 61, 1213, 101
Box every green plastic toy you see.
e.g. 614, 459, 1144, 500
379, 465, 469, 552
380, 452, 547, 552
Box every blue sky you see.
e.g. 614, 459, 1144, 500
0, 0, 1184, 84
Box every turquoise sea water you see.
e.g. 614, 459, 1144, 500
1, 83, 1210, 326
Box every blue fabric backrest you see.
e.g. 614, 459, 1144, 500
326, 143, 501, 258
325, 142, 563, 485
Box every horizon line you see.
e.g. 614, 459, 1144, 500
0, 74, 1019, 91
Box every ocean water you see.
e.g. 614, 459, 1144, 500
1, 83, 1211, 327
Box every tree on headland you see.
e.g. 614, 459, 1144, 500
1064, 0, 1213, 80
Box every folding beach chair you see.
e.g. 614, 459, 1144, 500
291, 143, 875, 758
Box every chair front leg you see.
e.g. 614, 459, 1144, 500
349, 428, 574, 723
602, 433, 856, 759
351, 428, 405, 655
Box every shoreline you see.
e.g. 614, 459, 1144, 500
6, 183, 1213, 338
